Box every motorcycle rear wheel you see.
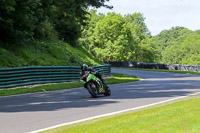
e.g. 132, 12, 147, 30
104, 86, 111, 96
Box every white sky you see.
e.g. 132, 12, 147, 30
96, 0, 200, 36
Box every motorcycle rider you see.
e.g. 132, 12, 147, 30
80, 64, 106, 86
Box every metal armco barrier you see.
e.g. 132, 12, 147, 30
0, 64, 111, 89
104, 61, 200, 71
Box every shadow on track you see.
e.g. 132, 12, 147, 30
1, 69, 200, 113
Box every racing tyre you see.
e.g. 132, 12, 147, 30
87, 83, 98, 98
104, 86, 111, 96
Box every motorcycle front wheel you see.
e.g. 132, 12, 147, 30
87, 82, 98, 98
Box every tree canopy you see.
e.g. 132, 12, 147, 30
161, 33, 200, 65
154, 26, 200, 65
1, 1, 200, 66
0, 0, 112, 46
80, 11, 158, 62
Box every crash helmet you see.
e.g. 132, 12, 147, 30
82, 64, 88, 71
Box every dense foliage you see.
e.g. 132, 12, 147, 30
0, 0, 111, 46
1, 0, 200, 67
0, 0, 109, 67
154, 27, 200, 65
80, 11, 158, 63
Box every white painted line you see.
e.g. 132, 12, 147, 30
29, 92, 200, 133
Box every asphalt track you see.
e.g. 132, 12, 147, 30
0, 69, 200, 133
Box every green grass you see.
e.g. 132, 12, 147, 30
106, 73, 141, 84
113, 67, 200, 75
41, 95, 200, 133
0, 40, 102, 67
0, 73, 140, 97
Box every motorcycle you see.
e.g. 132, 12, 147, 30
80, 71, 111, 98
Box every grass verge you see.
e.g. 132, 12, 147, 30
41, 94, 200, 133
113, 67, 200, 75
0, 73, 140, 97
0, 40, 102, 67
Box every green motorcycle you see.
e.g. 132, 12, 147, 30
80, 71, 111, 98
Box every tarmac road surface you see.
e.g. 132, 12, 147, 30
0, 69, 200, 133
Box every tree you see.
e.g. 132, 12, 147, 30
195, 30, 200, 35
136, 37, 159, 63
88, 13, 135, 61
79, 10, 105, 49
162, 33, 200, 65
124, 13, 151, 41
124, 13, 158, 62
153, 26, 194, 62
0, 0, 112, 46
154, 27, 193, 52
80, 11, 158, 62
37, 0, 112, 45
0, 0, 41, 45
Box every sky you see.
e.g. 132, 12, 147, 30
96, 0, 200, 36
